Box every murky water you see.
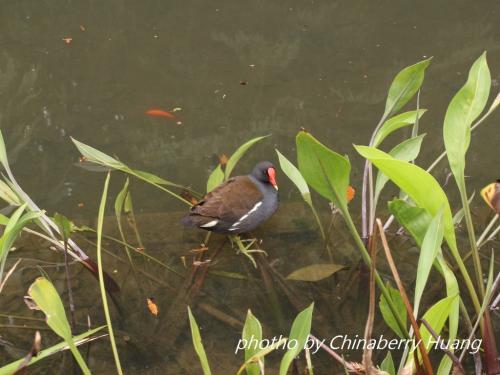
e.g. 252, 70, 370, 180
1, 0, 500, 373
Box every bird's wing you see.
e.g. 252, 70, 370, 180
190, 176, 263, 223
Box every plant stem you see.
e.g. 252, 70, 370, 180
458, 185, 485, 299
96, 172, 123, 375
63, 238, 76, 333
342, 209, 409, 338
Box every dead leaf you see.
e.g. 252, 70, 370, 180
481, 181, 500, 215
218, 154, 229, 166
62, 37, 72, 44
286, 264, 345, 282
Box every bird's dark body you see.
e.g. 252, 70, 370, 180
181, 162, 279, 234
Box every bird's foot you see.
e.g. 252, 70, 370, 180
230, 235, 267, 268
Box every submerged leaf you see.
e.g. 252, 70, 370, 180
286, 264, 345, 282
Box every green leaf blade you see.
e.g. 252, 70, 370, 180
296, 131, 350, 209
374, 109, 427, 147
207, 164, 224, 192
188, 307, 212, 375
443, 52, 490, 182
225, 135, 270, 180
384, 59, 431, 118
242, 310, 263, 375
279, 303, 314, 375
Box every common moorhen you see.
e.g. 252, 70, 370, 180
181, 161, 279, 234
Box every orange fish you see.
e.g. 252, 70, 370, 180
146, 109, 176, 119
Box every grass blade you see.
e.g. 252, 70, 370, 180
188, 306, 212, 375
96, 172, 123, 374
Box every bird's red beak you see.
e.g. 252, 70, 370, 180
267, 167, 278, 190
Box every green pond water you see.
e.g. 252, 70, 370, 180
0, 0, 500, 373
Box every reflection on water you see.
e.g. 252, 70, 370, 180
0, 0, 499, 373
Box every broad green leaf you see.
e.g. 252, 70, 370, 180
225, 135, 270, 179
297, 131, 350, 210
28, 277, 91, 375
279, 303, 314, 375
276, 149, 310, 200
242, 310, 262, 375
0, 326, 105, 375
408, 294, 457, 365
355, 146, 456, 251
188, 306, 212, 375
373, 110, 426, 147
383, 58, 431, 118
207, 164, 224, 192
0, 179, 21, 206
413, 210, 444, 317
286, 264, 345, 282
380, 351, 395, 375
276, 149, 326, 239
374, 135, 425, 205
444, 52, 490, 183
379, 284, 407, 338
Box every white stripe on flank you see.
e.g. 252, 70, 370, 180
230, 201, 263, 229
200, 220, 219, 228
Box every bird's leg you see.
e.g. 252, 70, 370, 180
230, 235, 267, 268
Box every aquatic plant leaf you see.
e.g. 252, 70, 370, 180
28, 277, 91, 374
53, 213, 72, 241
0, 130, 9, 170
286, 264, 345, 282
279, 303, 314, 375
383, 58, 431, 118
296, 130, 350, 210
188, 306, 212, 375
242, 310, 263, 375
207, 164, 224, 192
379, 284, 407, 338
380, 351, 395, 375
72, 138, 190, 206
237, 338, 288, 375
225, 135, 270, 180
0, 214, 8, 225
413, 210, 444, 317
0, 179, 21, 206
373, 110, 426, 147
276, 149, 310, 200
0, 326, 105, 375
407, 295, 457, 365
374, 135, 425, 206
444, 52, 490, 183
71, 138, 126, 170
388, 199, 459, 368
355, 146, 456, 251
